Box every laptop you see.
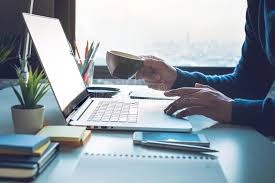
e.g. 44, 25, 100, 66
22, 13, 192, 132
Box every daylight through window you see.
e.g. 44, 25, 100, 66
76, 0, 247, 67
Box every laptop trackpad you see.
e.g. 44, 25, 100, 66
138, 100, 191, 128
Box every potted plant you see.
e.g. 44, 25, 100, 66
11, 67, 50, 134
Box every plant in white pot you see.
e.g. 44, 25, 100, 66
11, 67, 50, 134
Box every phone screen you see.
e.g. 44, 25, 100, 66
142, 132, 201, 143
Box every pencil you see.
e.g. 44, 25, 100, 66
89, 42, 100, 60
87, 41, 94, 61
74, 42, 82, 64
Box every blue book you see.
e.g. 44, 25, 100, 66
0, 135, 50, 153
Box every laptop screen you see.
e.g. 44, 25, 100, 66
23, 13, 89, 118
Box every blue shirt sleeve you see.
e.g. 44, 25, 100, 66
171, 1, 275, 136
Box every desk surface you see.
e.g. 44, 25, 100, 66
1, 84, 275, 183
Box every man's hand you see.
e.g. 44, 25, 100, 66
136, 56, 177, 91
164, 83, 233, 122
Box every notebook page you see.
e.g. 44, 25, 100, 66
71, 153, 227, 183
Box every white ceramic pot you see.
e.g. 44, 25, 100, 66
11, 105, 45, 134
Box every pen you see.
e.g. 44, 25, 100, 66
85, 40, 89, 59
86, 41, 94, 61
80, 41, 94, 74
140, 140, 218, 153
89, 41, 100, 60
82, 59, 91, 77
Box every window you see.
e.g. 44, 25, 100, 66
76, 0, 247, 67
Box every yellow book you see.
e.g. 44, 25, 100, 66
34, 141, 51, 155
37, 126, 86, 143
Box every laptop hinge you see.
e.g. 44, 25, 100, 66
66, 110, 77, 123
66, 97, 94, 122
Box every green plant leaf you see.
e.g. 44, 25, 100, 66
34, 82, 50, 106
11, 66, 50, 109
18, 72, 28, 107
33, 69, 44, 94
11, 85, 24, 106
28, 68, 35, 108
0, 33, 17, 64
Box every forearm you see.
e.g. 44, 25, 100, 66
231, 97, 275, 136
171, 7, 275, 99
172, 68, 242, 98
172, 63, 273, 99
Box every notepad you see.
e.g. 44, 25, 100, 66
56, 130, 91, 147
37, 126, 91, 146
129, 88, 178, 100
37, 126, 86, 141
72, 153, 227, 183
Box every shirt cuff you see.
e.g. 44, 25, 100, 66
232, 98, 275, 136
171, 68, 197, 89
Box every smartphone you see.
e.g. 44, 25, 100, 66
133, 131, 210, 147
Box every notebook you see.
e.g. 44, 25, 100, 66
0, 142, 59, 181
72, 152, 227, 183
0, 135, 50, 155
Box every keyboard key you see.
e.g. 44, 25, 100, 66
113, 110, 121, 114
119, 117, 127, 122
111, 114, 120, 118
110, 118, 119, 122
128, 119, 137, 123
129, 109, 138, 115
101, 118, 110, 122
94, 114, 103, 118
128, 117, 137, 121
92, 117, 101, 121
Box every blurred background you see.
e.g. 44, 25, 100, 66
76, 0, 247, 67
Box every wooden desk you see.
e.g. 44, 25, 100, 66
1, 84, 275, 183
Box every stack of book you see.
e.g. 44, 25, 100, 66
0, 134, 59, 181
37, 126, 91, 147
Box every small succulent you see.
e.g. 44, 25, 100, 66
0, 33, 17, 64
11, 67, 50, 109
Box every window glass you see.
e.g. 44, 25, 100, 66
76, 0, 247, 67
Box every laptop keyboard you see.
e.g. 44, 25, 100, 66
88, 101, 139, 123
